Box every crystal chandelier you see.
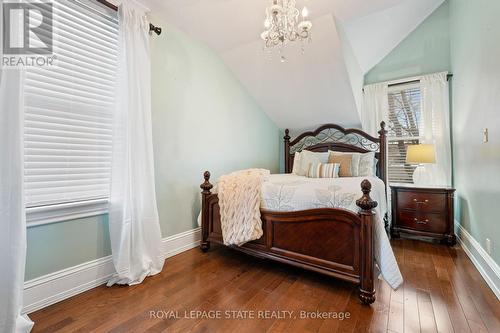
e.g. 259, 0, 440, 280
261, 0, 312, 57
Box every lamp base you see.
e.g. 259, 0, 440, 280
412, 165, 432, 186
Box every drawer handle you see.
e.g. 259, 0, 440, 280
413, 199, 429, 204
414, 218, 429, 225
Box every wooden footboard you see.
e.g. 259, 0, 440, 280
200, 171, 377, 305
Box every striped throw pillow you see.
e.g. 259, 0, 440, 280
307, 163, 340, 178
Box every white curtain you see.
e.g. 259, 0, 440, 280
107, 0, 164, 286
421, 72, 452, 186
0, 5, 33, 330
361, 83, 389, 137
362, 83, 391, 229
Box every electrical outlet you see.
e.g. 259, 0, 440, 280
486, 238, 492, 255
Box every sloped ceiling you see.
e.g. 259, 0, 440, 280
344, 0, 445, 73
144, 0, 444, 129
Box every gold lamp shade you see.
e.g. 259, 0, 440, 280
406, 144, 436, 164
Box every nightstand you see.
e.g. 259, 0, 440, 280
391, 184, 456, 245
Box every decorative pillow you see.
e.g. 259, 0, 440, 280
328, 150, 376, 177
328, 151, 361, 176
328, 153, 356, 177
295, 150, 330, 176
307, 163, 340, 178
358, 152, 376, 176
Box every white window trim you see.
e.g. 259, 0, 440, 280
387, 81, 420, 93
387, 75, 422, 87
26, 199, 109, 228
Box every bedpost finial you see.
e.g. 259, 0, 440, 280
201, 171, 213, 194
361, 179, 372, 193
356, 179, 378, 211
379, 121, 387, 135
284, 129, 290, 141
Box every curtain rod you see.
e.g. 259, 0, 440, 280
95, 0, 162, 35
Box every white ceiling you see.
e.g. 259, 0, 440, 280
144, 0, 444, 129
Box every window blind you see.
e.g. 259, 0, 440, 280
386, 84, 422, 184
24, 0, 118, 208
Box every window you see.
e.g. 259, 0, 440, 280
386, 83, 422, 184
24, 0, 118, 225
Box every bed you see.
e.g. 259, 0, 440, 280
199, 122, 401, 304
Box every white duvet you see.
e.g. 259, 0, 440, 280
199, 173, 403, 289
260, 174, 403, 289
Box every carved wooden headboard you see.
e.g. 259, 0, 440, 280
284, 122, 388, 185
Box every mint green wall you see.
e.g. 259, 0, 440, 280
364, 1, 451, 84
25, 18, 279, 280
26, 216, 111, 280
364, 0, 499, 265
150, 18, 279, 237
449, 0, 500, 265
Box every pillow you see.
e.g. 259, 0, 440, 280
328, 151, 359, 177
328, 151, 376, 177
328, 153, 353, 177
307, 163, 340, 178
372, 157, 379, 176
294, 150, 330, 176
291, 152, 302, 175
358, 152, 376, 177
328, 150, 360, 177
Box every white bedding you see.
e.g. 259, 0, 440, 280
260, 174, 402, 289
199, 173, 403, 289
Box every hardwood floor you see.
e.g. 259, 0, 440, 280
30, 239, 500, 333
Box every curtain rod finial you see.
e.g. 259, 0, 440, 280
149, 23, 162, 36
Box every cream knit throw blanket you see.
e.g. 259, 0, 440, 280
218, 169, 270, 246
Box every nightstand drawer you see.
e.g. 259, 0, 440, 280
391, 185, 455, 244
397, 191, 446, 213
397, 210, 447, 234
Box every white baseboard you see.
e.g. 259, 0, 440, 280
455, 222, 500, 300
162, 227, 201, 258
23, 227, 201, 314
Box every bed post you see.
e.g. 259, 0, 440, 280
200, 171, 213, 252
378, 121, 388, 186
378, 121, 390, 232
356, 179, 377, 304
284, 129, 291, 173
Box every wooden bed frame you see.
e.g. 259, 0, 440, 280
200, 122, 387, 304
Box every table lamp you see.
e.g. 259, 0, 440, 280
406, 144, 436, 186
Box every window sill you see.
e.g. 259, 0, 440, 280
26, 198, 109, 228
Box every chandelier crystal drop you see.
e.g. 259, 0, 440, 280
261, 0, 312, 55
